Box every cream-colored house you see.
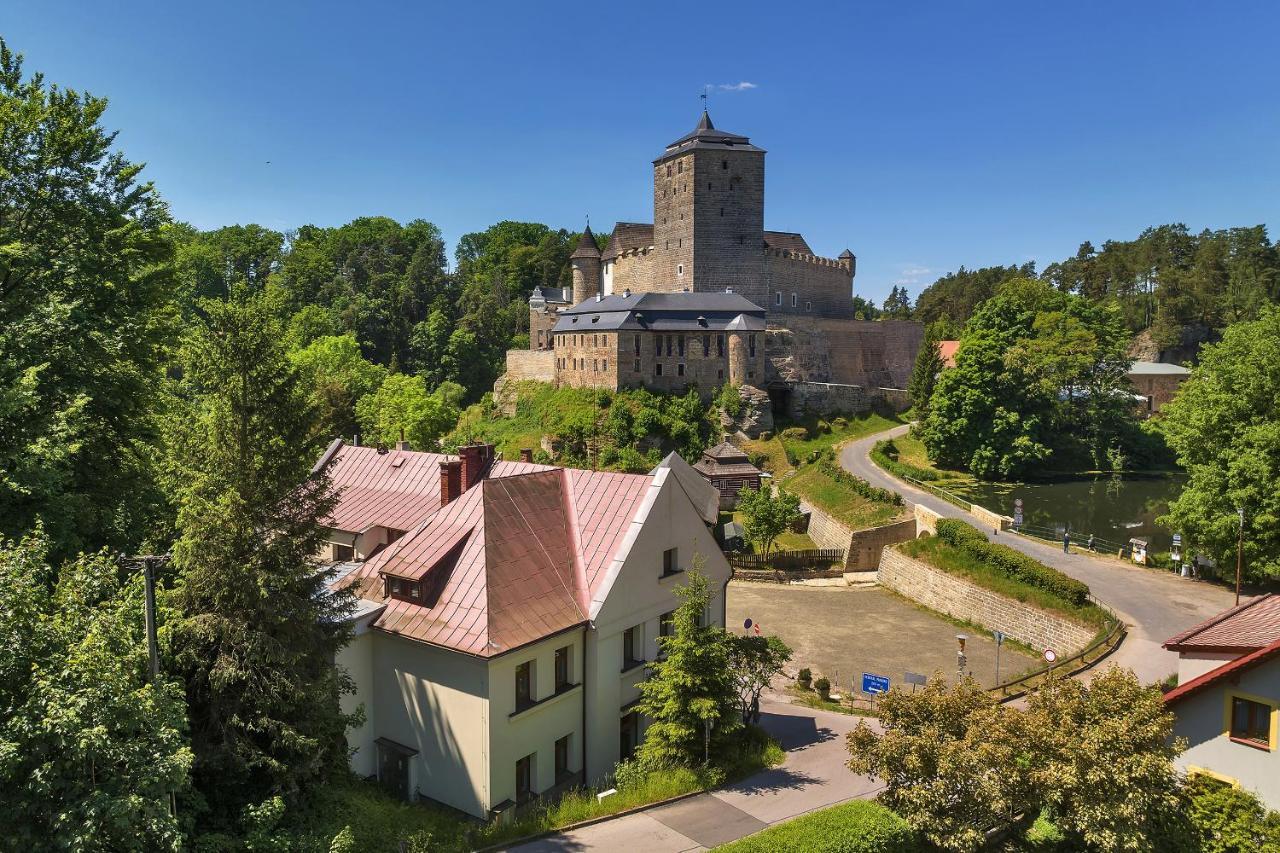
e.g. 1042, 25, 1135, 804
1163, 595, 1280, 808
317, 440, 732, 819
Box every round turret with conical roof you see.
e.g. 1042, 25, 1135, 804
570, 224, 601, 304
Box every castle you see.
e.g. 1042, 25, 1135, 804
510, 110, 922, 421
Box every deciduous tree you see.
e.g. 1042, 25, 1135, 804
737, 486, 802, 556
727, 634, 791, 724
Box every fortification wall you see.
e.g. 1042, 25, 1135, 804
769, 317, 923, 389
503, 349, 555, 383
609, 248, 660, 294
847, 518, 918, 571
763, 252, 855, 319
787, 382, 870, 419
878, 548, 1095, 655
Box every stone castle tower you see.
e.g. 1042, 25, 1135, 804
651, 111, 766, 305
569, 224, 601, 304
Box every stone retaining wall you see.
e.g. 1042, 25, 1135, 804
846, 517, 918, 571
503, 349, 555, 382
970, 503, 1013, 531
805, 505, 854, 559
914, 504, 942, 536
878, 547, 1095, 655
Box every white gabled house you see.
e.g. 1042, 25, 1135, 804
315, 440, 731, 819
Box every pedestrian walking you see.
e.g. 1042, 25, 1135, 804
1087, 534, 1095, 552
1063, 531, 1070, 553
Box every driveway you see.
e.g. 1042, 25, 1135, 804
503, 698, 881, 852
840, 425, 1236, 684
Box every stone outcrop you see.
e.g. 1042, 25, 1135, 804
720, 384, 774, 440
1127, 324, 1215, 366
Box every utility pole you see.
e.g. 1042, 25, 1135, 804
1236, 508, 1245, 606
142, 556, 162, 683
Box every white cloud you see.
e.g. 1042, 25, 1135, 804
712, 81, 758, 92
892, 265, 933, 289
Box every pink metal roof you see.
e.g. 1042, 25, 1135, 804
1163, 593, 1280, 653
326, 444, 654, 657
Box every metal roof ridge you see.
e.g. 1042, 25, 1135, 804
560, 467, 591, 615
1164, 593, 1277, 648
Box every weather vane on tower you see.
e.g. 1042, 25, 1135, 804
701, 85, 708, 111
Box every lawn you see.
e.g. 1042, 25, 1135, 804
898, 535, 1108, 630
721, 510, 818, 552
785, 465, 904, 531
877, 431, 973, 485
713, 799, 917, 852
778, 412, 903, 463
740, 434, 791, 476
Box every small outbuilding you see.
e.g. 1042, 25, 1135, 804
693, 441, 763, 509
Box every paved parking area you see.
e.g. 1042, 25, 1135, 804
727, 582, 1038, 693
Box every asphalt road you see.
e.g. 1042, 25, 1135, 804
840, 424, 1236, 683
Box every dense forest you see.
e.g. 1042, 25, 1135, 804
907, 225, 1280, 352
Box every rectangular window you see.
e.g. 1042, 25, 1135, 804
677, 363, 685, 377
555, 735, 571, 780
620, 711, 639, 761
333, 543, 354, 562
655, 336, 662, 356
662, 547, 679, 576
516, 754, 533, 803
622, 626, 642, 671
603, 359, 608, 371
791, 293, 798, 307
634, 333, 641, 355
718, 368, 724, 380
555, 646, 571, 691
806, 301, 812, 312
722, 159, 729, 170
659, 610, 675, 637
748, 334, 756, 357
677, 336, 685, 357
515, 661, 534, 712
633, 359, 641, 372
717, 334, 725, 357
703, 334, 710, 356
655, 363, 663, 376
677, 160, 683, 173
1230, 696, 1272, 747
774, 292, 782, 306
665, 335, 672, 357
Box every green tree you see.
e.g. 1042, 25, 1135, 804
289, 334, 387, 441
0, 533, 191, 851
356, 373, 460, 451
637, 564, 741, 767
164, 290, 355, 824
737, 486, 802, 556
1182, 774, 1280, 853
907, 321, 946, 418
913, 262, 1035, 325
726, 634, 791, 724
881, 285, 912, 319
0, 38, 176, 559
1160, 307, 1280, 582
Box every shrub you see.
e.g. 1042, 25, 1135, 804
871, 439, 940, 482
815, 677, 831, 700
816, 420, 832, 434
1183, 773, 1280, 852
934, 519, 1091, 606
781, 426, 809, 440
797, 668, 812, 689
715, 800, 919, 852
833, 416, 848, 428
815, 460, 903, 506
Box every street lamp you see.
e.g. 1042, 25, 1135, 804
956, 634, 968, 681
1236, 508, 1245, 606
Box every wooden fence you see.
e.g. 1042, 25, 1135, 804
728, 548, 846, 572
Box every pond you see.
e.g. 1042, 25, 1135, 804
949, 474, 1185, 553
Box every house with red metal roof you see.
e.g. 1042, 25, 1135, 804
1163, 594, 1280, 807
321, 439, 733, 819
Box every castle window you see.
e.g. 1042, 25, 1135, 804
666, 165, 672, 177
665, 335, 673, 357
748, 371, 755, 379
655, 337, 661, 356
720, 208, 724, 217
655, 363, 663, 376
677, 264, 684, 276
708, 182, 712, 191
703, 335, 710, 356
678, 239, 682, 248
633, 359, 641, 372
677, 336, 685, 357
791, 293, 798, 308
774, 292, 781, 306
806, 301, 812, 312
634, 334, 641, 355
603, 359, 608, 371
748, 334, 757, 357
717, 334, 725, 357
718, 368, 724, 380
677, 363, 685, 377
593, 359, 598, 372
677, 160, 682, 174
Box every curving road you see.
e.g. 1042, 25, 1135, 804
840, 425, 1235, 683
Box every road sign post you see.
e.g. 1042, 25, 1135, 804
993, 630, 1004, 687
1013, 498, 1023, 530
862, 672, 890, 713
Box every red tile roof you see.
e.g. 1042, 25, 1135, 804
938, 340, 961, 369
1163, 594, 1280, 653
326, 444, 657, 658
1164, 637, 1280, 706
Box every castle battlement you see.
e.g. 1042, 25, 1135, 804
765, 248, 854, 271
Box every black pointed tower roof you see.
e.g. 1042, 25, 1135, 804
656, 110, 763, 163
839, 249, 855, 260
570, 224, 601, 259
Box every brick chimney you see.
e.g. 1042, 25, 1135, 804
395, 426, 411, 452
519, 448, 533, 463
438, 459, 462, 507
459, 443, 496, 492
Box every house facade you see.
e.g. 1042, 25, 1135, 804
693, 441, 763, 509
1163, 594, 1280, 808
318, 439, 732, 819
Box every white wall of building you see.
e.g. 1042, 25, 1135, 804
1173, 661, 1280, 809
337, 614, 380, 778
1178, 650, 1241, 684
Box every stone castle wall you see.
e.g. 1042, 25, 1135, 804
804, 504, 914, 570
770, 317, 923, 389
503, 349, 556, 383
763, 252, 855, 319
529, 308, 560, 351
787, 382, 870, 419
607, 249, 659, 295
551, 328, 764, 395
878, 547, 1095, 655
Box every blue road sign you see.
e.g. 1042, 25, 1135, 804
743, 618, 753, 630
993, 630, 1005, 645
862, 673, 890, 695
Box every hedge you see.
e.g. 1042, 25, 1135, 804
870, 440, 940, 482
934, 518, 1091, 607
715, 800, 919, 852
815, 460, 903, 507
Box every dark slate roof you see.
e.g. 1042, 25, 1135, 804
702, 441, 750, 462
763, 231, 813, 254
570, 225, 601, 259
656, 110, 764, 163
552, 291, 766, 333
530, 285, 570, 305
839, 249, 856, 260
601, 222, 655, 261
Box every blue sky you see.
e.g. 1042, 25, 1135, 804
7, 1, 1279, 303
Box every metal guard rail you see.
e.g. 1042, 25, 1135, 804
989, 596, 1126, 701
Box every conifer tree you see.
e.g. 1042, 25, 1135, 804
164, 289, 355, 825
907, 322, 946, 419
636, 564, 740, 767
